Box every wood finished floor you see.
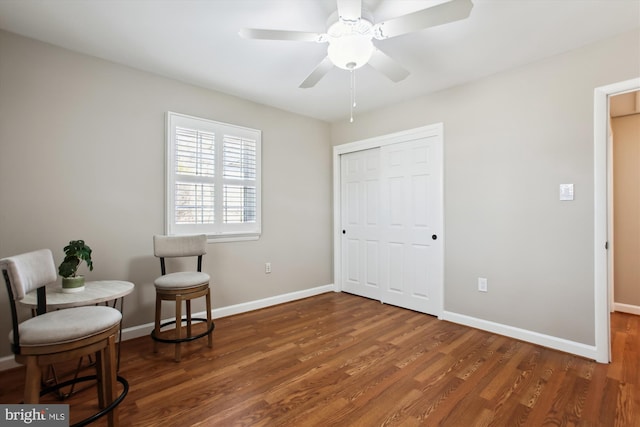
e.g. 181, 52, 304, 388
1, 292, 638, 426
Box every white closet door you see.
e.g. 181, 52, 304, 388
379, 137, 442, 315
339, 132, 442, 316
341, 148, 382, 301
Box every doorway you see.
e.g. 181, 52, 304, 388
594, 77, 640, 363
333, 124, 444, 316
609, 90, 640, 315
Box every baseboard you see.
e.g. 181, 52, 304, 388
212, 284, 336, 319
1, 284, 335, 372
613, 302, 640, 316
0, 355, 19, 372
120, 284, 336, 342
441, 310, 599, 361
0, 287, 601, 372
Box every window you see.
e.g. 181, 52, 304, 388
166, 112, 261, 241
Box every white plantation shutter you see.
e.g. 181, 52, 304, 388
175, 182, 215, 224
167, 112, 261, 240
175, 127, 215, 225
223, 135, 257, 224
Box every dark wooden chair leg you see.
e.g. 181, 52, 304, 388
175, 296, 182, 362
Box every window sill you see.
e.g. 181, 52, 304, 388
206, 234, 260, 243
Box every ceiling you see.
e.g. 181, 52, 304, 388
0, 0, 639, 123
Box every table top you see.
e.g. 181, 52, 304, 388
21, 280, 135, 309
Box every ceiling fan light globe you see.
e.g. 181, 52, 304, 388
327, 34, 374, 70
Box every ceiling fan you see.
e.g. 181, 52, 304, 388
240, 0, 473, 88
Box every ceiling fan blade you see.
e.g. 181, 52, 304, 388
373, 0, 473, 40
336, 0, 362, 21
368, 49, 410, 82
299, 56, 334, 88
240, 28, 324, 42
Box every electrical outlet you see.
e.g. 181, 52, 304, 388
265, 262, 271, 274
478, 277, 488, 292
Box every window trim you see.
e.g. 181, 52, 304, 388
165, 111, 262, 242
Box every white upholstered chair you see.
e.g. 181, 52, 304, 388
1, 249, 127, 427
152, 235, 214, 362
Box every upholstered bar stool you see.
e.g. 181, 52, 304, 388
1, 249, 128, 427
151, 234, 214, 362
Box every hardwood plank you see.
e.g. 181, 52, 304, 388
1, 292, 639, 426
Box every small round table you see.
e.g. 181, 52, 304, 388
21, 280, 135, 309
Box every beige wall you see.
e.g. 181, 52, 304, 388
331, 30, 640, 346
1, 25, 639, 360
613, 113, 640, 306
0, 31, 333, 358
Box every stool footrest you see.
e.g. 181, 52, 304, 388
151, 318, 215, 344
38, 374, 129, 427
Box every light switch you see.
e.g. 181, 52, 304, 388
560, 184, 574, 201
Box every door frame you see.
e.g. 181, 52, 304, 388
333, 123, 444, 317
594, 77, 640, 363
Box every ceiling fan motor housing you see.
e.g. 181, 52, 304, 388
327, 18, 375, 70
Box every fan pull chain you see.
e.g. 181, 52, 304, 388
350, 68, 356, 123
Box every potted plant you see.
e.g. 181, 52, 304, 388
58, 240, 94, 293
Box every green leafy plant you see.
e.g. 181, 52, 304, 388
58, 240, 94, 278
